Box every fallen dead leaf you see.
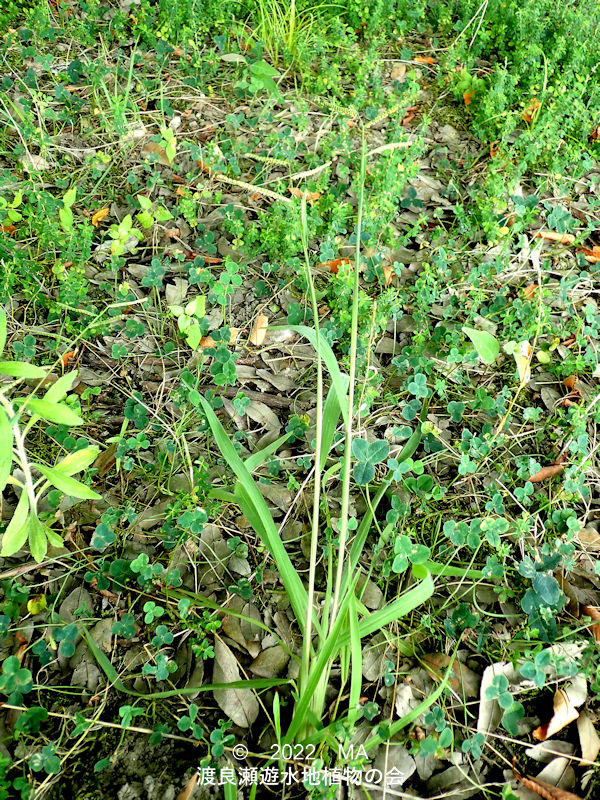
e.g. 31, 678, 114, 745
141, 141, 171, 165
176, 773, 198, 800
382, 264, 394, 287
577, 245, 600, 264
212, 639, 259, 727
289, 187, 321, 203
522, 97, 541, 123
577, 712, 600, 765
93, 442, 117, 477
1, 225, 16, 235
513, 760, 583, 800
563, 375, 578, 391
533, 688, 579, 741
249, 314, 269, 347
463, 90, 475, 106
198, 336, 218, 349
514, 340, 532, 384
576, 528, 600, 550
422, 653, 480, 698
582, 605, 600, 643
391, 63, 406, 81
414, 55, 434, 64
532, 230, 576, 245
60, 350, 78, 369
528, 464, 565, 483
523, 284, 539, 299
91, 207, 109, 227
317, 258, 350, 274
163, 228, 180, 238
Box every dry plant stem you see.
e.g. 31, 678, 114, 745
299, 193, 324, 700
329, 136, 366, 630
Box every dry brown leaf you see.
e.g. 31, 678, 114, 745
463, 89, 475, 106
391, 64, 406, 81
141, 141, 171, 165
582, 605, 600, 643
249, 314, 269, 347
577, 712, 600, 765
521, 97, 541, 123
578, 245, 600, 264
422, 653, 480, 698
513, 761, 583, 800
317, 258, 350, 274
59, 350, 78, 369
93, 442, 117, 477
576, 528, 600, 550
528, 464, 564, 483
533, 689, 579, 741
91, 207, 109, 227
0, 225, 16, 235
532, 230, 576, 245
289, 187, 321, 203
198, 336, 218, 349
163, 228, 180, 238
176, 773, 198, 800
523, 283, 539, 299
414, 55, 434, 64
382, 264, 394, 287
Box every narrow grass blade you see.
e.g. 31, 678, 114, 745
347, 592, 362, 728
285, 325, 349, 425
84, 629, 286, 698
200, 396, 310, 633
244, 429, 294, 473
284, 580, 357, 744
319, 380, 348, 472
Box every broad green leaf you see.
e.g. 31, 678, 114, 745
0, 490, 29, 557
46, 527, 64, 548
0, 362, 47, 379
0, 408, 13, 492
462, 326, 499, 364
43, 371, 77, 403
367, 440, 389, 464
28, 514, 48, 563
353, 461, 375, 485
137, 194, 153, 210
33, 463, 101, 500
54, 446, 99, 476
185, 324, 202, 350
63, 187, 77, 208
0, 308, 6, 356
351, 438, 369, 462
21, 398, 83, 426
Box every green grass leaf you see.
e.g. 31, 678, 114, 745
20, 398, 83, 426
0, 362, 47, 379
0, 490, 29, 557
33, 463, 101, 500
0, 408, 13, 493
0, 309, 6, 356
